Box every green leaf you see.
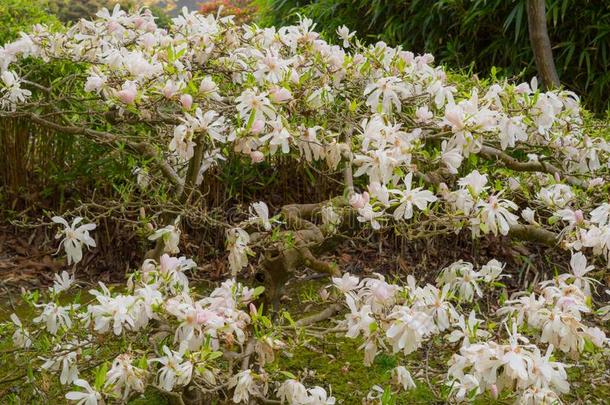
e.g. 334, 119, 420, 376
245, 109, 257, 131
94, 362, 108, 390
279, 370, 297, 380
207, 351, 223, 361
282, 311, 296, 328
138, 355, 148, 370
253, 286, 265, 297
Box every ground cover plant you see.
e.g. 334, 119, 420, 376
0, 4, 609, 404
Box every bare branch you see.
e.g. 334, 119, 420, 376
479, 145, 585, 188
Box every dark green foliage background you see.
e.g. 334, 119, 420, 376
255, 0, 610, 114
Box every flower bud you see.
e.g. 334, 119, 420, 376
290, 69, 300, 84
251, 119, 265, 134
349, 192, 369, 210
140, 32, 156, 49
107, 21, 121, 34
163, 81, 176, 99
250, 150, 264, 163
180, 94, 193, 110
269, 87, 292, 103
508, 177, 520, 190
133, 17, 145, 29
515, 83, 530, 94
117, 88, 136, 104
415, 106, 432, 123
145, 21, 157, 32
490, 384, 498, 399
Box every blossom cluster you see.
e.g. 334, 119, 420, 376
332, 252, 608, 403
9, 246, 337, 404
1, 5, 609, 404
0, 6, 608, 270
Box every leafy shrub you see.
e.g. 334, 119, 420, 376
2, 7, 610, 404
256, 0, 610, 113
0, 0, 60, 43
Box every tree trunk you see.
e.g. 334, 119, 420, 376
527, 0, 560, 89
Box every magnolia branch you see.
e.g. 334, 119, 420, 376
479, 145, 586, 188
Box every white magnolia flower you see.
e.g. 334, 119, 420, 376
537, 184, 574, 208
148, 223, 181, 254
184, 108, 227, 142
307, 386, 336, 405
199, 76, 222, 100
52, 216, 96, 265
386, 306, 435, 355
458, 170, 488, 196
261, 119, 292, 154
150, 346, 193, 391
236, 88, 275, 121
498, 115, 527, 150
0, 70, 31, 110
392, 172, 437, 220
169, 124, 195, 160
415, 105, 433, 123
332, 273, 360, 293
556, 208, 583, 230
560, 252, 595, 296
10, 313, 31, 348
392, 366, 416, 391
441, 139, 463, 174
105, 354, 145, 399
344, 294, 375, 341
479, 259, 505, 283
50, 271, 74, 294
84, 73, 106, 93
521, 207, 538, 225
277, 379, 308, 404
590, 203, 610, 226
336, 25, 355, 48
356, 203, 383, 230
253, 50, 290, 83
477, 195, 519, 236
229, 369, 258, 403
446, 310, 490, 347
41, 347, 79, 385
364, 76, 408, 114
33, 302, 77, 335
249, 201, 272, 231
227, 227, 251, 275
65, 379, 101, 405
437, 261, 482, 302
349, 191, 370, 210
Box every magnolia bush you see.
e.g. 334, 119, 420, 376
1, 4, 610, 404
